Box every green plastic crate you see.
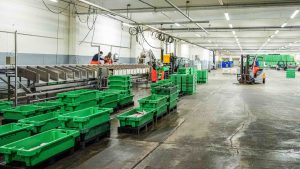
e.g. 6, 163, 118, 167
286, 69, 296, 78
108, 85, 132, 91
104, 89, 131, 95
80, 122, 110, 141
108, 75, 131, 81
57, 89, 97, 103
58, 107, 112, 130
177, 67, 190, 74
18, 111, 62, 133
152, 85, 178, 95
138, 94, 168, 109
64, 99, 97, 112
117, 107, 155, 128
0, 101, 13, 113
169, 98, 177, 109
2, 105, 44, 120
0, 129, 79, 167
97, 91, 119, 105
119, 94, 134, 106
0, 123, 33, 147
34, 100, 63, 112
155, 104, 168, 117
100, 100, 119, 109
108, 80, 131, 86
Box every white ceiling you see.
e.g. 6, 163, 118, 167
78, 0, 300, 55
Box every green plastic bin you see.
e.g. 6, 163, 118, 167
64, 99, 97, 112
57, 89, 97, 103
108, 85, 132, 91
97, 91, 119, 105
108, 75, 131, 81
2, 105, 44, 120
100, 100, 119, 110
58, 107, 112, 130
79, 122, 110, 141
155, 104, 168, 117
0, 101, 13, 114
138, 94, 168, 109
0, 123, 33, 147
117, 107, 155, 128
34, 100, 63, 112
18, 111, 62, 133
0, 129, 79, 167
118, 94, 134, 106
108, 80, 131, 86
169, 98, 178, 109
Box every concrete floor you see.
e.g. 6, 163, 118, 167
48, 69, 300, 169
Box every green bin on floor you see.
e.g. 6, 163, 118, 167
0, 129, 79, 167
117, 107, 155, 128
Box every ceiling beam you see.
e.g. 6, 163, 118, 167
110, 2, 300, 13
130, 20, 209, 25
161, 26, 300, 32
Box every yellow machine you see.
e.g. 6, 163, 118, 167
163, 54, 171, 64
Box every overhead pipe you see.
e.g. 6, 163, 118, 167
78, 0, 208, 50
164, 0, 208, 34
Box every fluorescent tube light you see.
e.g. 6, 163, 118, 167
291, 10, 299, 19
281, 23, 287, 28
224, 13, 230, 21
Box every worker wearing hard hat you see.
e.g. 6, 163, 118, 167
90, 51, 104, 64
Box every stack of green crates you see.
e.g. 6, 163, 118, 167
34, 100, 64, 112
182, 74, 197, 95
57, 89, 97, 112
170, 74, 182, 92
107, 75, 134, 107
58, 107, 112, 143
286, 69, 296, 78
152, 85, 179, 111
177, 67, 190, 74
108, 75, 132, 91
138, 94, 168, 117
197, 70, 208, 83
0, 101, 12, 115
96, 91, 119, 110
150, 79, 173, 93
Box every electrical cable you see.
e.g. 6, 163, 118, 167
42, 0, 69, 14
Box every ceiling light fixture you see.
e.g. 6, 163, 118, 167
49, 0, 58, 2
281, 23, 287, 28
275, 30, 279, 34
195, 34, 201, 37
224, 13, 230, 21
174, 23, 181, 27
267, 39, 270, 42
290, 10, 299, 19
229, 24, 233, 28
271, 35, 274, 38
232, 31, 236, 35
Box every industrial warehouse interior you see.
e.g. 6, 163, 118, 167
0, 0, 300, 168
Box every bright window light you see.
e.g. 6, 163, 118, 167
229, 24, 233, 28
122, 23, 134, 27
175, 23, 181, 27
290, 10, 299, 19
275, 30, 279, 34
232, 31, 236, 35
267, 38, 270, 42
49, 0, 58, 2
224, 13, 230, 21
281, 23, 287, 28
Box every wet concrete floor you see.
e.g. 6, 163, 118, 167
47, 69, 300, 169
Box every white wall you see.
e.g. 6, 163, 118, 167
0, 0, 69, 65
